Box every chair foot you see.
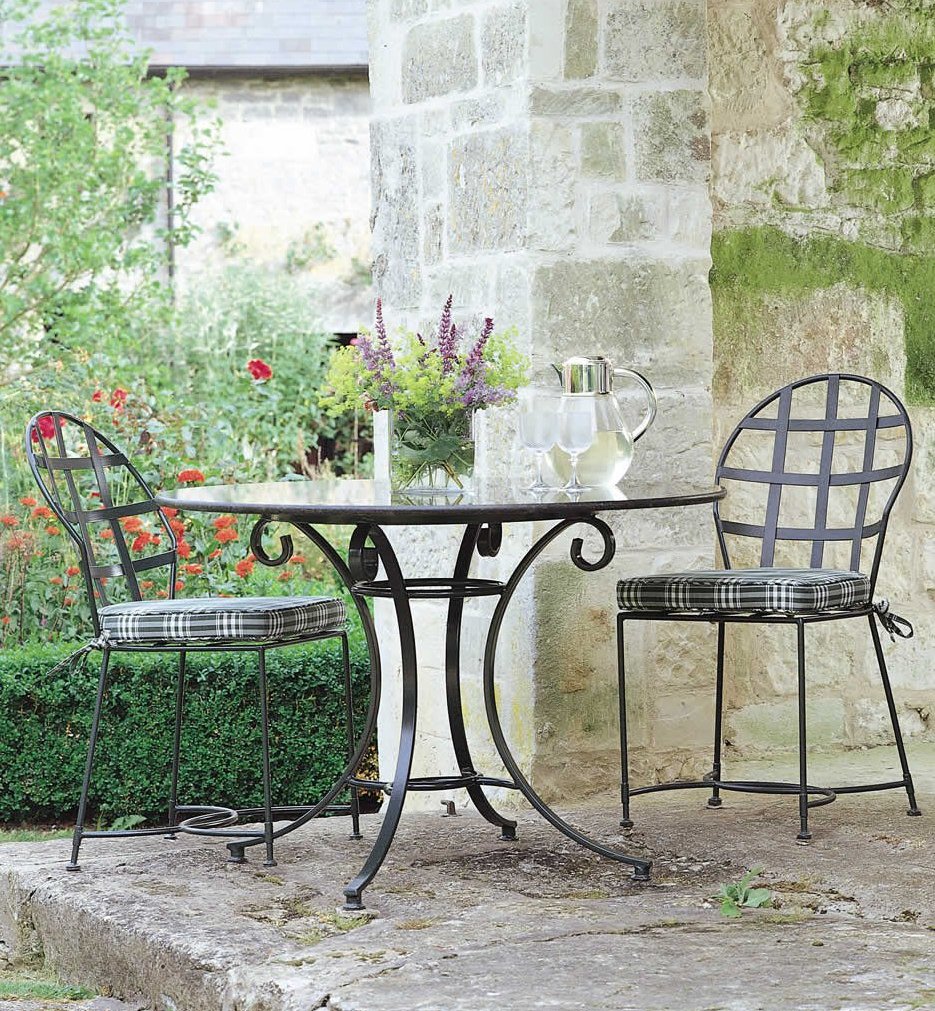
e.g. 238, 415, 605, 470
908, 807, 922, 817
164, 832, 177, 840
263, 859, 278, 868
619, 818, 634, 829
65, 862, 81, 872
349, 831, 363, 840
227, 846, 246, 864
499, 826, 517, 842
632, 864, 651, 882
707, 796, 723, 809
343, 891, 364, 911
796, 831, 812, 844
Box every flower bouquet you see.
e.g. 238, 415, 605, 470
322, 296, 527, 494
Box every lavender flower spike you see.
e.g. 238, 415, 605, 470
374, 298, 396, 369
436, 294, 458, 374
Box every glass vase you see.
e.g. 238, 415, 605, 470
389, 409, 475, 496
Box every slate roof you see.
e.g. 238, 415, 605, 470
4, 1, 369, 71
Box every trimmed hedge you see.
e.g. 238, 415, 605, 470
0, 638, 372, 824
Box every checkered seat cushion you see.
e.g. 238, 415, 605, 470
99, 596, 347, 643
617, 568, 871, 614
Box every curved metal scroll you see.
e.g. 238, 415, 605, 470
482, 514, 651, 877
231, 517, 383, 851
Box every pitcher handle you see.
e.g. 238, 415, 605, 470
612, 368, 657, 442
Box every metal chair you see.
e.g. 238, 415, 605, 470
26, 410, 360, 869
616, 374, 920, 840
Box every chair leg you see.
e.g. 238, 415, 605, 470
617, 614, 632, 829
68, 648, 111, 871
708, 621, 726, 809
340, 633, 362, 840
165, 650, 186, 838
796, 620, 811, 842
868, 614, 921, 816
257, 648, 276, 867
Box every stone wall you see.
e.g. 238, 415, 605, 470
708, 0, 935, 757
368, 0, 717, 807
174, 73, 373, 333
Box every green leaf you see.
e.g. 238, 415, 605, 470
720, 899, 742, 918
743, 888, 773, 909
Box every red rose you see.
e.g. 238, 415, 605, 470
0, 515, 17, 528
177, 540, 192, 559
66, 565, 80, 577
247, 358, 273, 382
215, 528, 238, 544
184, 563, 203, 575
178, 469, 205, 484
19, 497, 36, 508
131, 532, 152, 552
31, 415, 63, 442
161, 507, 179, 518
110, 388, 128, 409
91, 390, 103, 402
235, 558, 254, 579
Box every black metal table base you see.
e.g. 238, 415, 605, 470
250, 514, 653, 910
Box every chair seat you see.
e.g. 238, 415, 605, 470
616, 568, 871, 614
100, 595, 347, 643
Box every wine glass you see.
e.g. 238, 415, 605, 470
518, 387, 560, 492
556, 397, 596, 493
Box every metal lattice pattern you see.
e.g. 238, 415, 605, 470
25, 411, 178, 628
714, 375, 911, 589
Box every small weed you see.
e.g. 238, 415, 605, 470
0, 967, 96, 1001
715, 867, 772, 918
255, 873, 285, 886
109, 814, 146, 832
396, 918, 437, 931
0, 828, 70, 843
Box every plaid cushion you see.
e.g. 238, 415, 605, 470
617, 568, 870, 614
100, 596, 347, 643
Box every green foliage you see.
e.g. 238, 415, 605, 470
285, 223, 338, 274
711, 226, 935, 402
0, 637, 372, 824
0, 974, 95, 1002
0, 0, 219, 356
716, 867, 772, 918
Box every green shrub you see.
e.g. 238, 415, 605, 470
0, 637, 372, 825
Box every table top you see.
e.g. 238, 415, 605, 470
156, 478, 724, 526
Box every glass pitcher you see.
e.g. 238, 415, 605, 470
547, 356, 657, 487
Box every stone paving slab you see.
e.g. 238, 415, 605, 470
0, 745, 932, 1010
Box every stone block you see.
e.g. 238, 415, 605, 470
423, 201, 444, 263
651, 692, 716, 750
711, 130, 828, 210
588, 191, 663, 243
482, 2, 526, 87
564, 0, 598, 80
707, 0, 792, 135
528, 121, 578, 251
530, 86, 622, 117
370, 116, 422, 306
632, 89, 710, 184
580, 122, 628, 180
402, 15, 478, 103
390, 0, 429, 19
712, 285, 905, 404
449, 127, 528, 252
604, 0, 706, 83
726, 697, 846, 754
531, 257, 712, 388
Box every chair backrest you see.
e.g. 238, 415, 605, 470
25, 411, 178, 634
714, 374, 911, 592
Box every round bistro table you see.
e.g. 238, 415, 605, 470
157, 478, 725, 909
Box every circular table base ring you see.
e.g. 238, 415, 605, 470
174, 803, 354, 838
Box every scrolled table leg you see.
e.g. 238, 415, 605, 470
482, 515, 652, 880
342, 524, 418, 910
445, 525, 516, 839
222, 518, 382, 855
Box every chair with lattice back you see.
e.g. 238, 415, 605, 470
616, 374, 920, 840
26, 410, 359, 868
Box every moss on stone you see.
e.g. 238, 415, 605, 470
711, 226, 935, 402
800, 3, 935, 250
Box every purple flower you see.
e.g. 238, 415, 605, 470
357, 298, 397, 398
455, 317, 500, 407
436, 294, 458, 374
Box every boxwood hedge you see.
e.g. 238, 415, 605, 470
0, 638, 373, 825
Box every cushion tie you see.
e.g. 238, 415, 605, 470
45, 632, 113, 678
873, 599, 913, 642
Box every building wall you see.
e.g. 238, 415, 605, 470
708, 0, 935, 757
174, 73, 373, 333
368, 0, 717, 806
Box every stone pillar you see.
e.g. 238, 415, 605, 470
367, 0, 716, 806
